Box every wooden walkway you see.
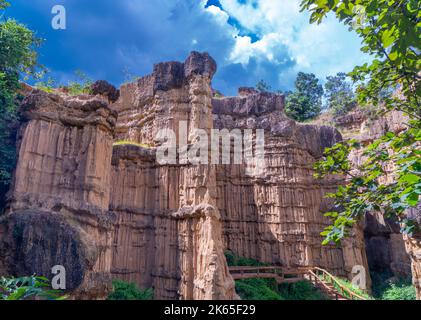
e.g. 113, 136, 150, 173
228, 266, 368, 300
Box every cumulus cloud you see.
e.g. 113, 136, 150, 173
207, 0, 370, 92
7, 0, 370, 95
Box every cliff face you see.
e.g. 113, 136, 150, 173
212, 88, 368, 277
0, 93, 117, 299
110, 54, 236, 299
0, 52, 370, 299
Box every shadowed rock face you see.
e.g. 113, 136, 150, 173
0, 52, 370, 300
152, 51, 217, 93
0, 211, 86, 290
91, 80, 120, 103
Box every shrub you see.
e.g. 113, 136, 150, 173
381, 281, 416, 300
225, 251, 266, 267
278, 281, 328, 300
225, 251, 328, 300
235, 278, 283, 300
371, 271, 415, 300
107, 279, 154, 300
0, 276, 66, 300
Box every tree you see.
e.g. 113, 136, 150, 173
0, 0, 9, 10
285, 72, 324, 121
255, 79, 272, 92
0, 6, 43, 210
325, 72, 356, 116
301, 0, 421, 298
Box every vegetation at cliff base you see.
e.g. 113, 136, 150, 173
0, 276, 66, 300
371, 272, 416, 300
107, 279, 154, 300
225, 252, 328, 300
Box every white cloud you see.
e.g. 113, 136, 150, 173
203, 0, 371, 89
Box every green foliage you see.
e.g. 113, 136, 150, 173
235, 278, 283, 300
35, 70, 93, 95
226, 252, 328, 300
236, 278, 329, 300
255, 80, 272, 93
278, 280, 328, 300
0, 14, 43, 208
66, 70, 93, 95
371, 271, 416, 300
34, 76, 57, 93
0, 0, 9, 10
320, 274, 373, 300
315, 127, 421, 244
285, 72, 324, 122
107, 279, 154, 300
0, 276, 66, 300
300, 0, 420, 118
225, 251, 267, 267
325, 72, 357, 116
303, 0, 421, 245
381, 281, 417, 300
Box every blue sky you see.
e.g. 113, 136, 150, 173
5, 0, 371, 96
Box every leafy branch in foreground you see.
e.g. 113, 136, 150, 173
301, 0, 421, 245
0, 276, 66, 300
315, 127, 420, 244
0, 13, 44, 208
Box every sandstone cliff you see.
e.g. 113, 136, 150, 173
0, 92, 117, 299
0, 52, 371, 299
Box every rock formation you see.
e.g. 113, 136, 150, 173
212, 88, 368, 277
0, 92, 117, 299
0, 52, 371, 299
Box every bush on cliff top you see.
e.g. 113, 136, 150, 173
107, 279, 154, 300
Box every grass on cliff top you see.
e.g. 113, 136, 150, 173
113, 140, 152, 148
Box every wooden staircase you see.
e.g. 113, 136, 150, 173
306, 267, 368, 300
228, 266, 368, 301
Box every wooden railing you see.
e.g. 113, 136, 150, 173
308, 267, 368, 300
228, 265, 369, 301
228, 266, 307, 283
